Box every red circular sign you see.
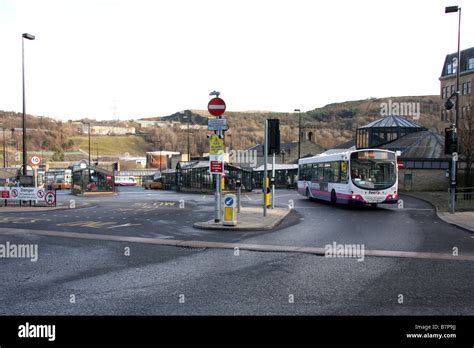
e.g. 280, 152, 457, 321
30, 155, 41, 166
208, 97, 226, 116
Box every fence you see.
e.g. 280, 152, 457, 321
448, 187, 474, 212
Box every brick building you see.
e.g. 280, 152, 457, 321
440, 47, 474, 121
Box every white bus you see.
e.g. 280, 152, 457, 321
114, 176, 137, 186
297, 149, 398, 206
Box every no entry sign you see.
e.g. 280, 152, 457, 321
208, 97, 226, 116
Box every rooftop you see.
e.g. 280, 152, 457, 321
380, 130, 449, 159
358, 115, 426, 130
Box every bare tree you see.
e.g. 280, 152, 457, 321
459, 95, 474, 187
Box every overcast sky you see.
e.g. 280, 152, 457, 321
1, 0, 473, 120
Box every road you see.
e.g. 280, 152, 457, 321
0, 186, 473, 315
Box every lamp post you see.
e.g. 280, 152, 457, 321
95, 143, 99, 165
22, 33, 35, 176
1, 125, 6, 168
187, 116, 190, 161
181, 112, 191, 161
83, 122, 91, 165
294, 109, 301, 159
445, 5, 461, 213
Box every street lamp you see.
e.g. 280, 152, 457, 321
95, 143, 99, 165
82, 122, 91, 165
294, 109, 301, 159
445, 5, 461, 213
22, 33, 35, 176
181, 112, 191, 162
0, 124, 6, 168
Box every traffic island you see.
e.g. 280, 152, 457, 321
0, 202, 92, 212
193, 206, 291, 231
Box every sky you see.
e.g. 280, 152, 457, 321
1, 0, 473, 120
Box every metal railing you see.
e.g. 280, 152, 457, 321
448, 187, 474, 212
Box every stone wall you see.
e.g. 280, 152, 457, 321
399, 169, 449, 191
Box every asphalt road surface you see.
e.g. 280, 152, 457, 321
0, 187, 473, 315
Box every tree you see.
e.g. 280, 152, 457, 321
51, 148, 64, 162
459, 95, 474, 187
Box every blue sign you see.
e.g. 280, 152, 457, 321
224, 197, 234, 206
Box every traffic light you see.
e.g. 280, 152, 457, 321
445, 127, 457, 155
267, 119, 280, 155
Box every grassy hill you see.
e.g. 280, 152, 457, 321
71, 135, 154, 157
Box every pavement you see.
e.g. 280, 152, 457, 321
193, 206, 290, 230
0, 202, 91, 212
402, 191, 474, 232
437, 211, 474, 232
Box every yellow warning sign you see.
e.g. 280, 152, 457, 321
209, 135, 224, 155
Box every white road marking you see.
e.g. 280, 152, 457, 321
1, 227, 473, 262
107, 223, 142, 229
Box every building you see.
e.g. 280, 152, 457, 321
118, 156, 147, 168
137, 120, 171, 128
330, 115, 450, 191
145, 151, 180, 170
440, 47, 474, 121
81, 125, 136, 135
242, 141, 325, 169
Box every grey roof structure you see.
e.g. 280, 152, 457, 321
380, 131, 449, 159
358, 115, 427, 130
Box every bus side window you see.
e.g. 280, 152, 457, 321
312, 164, 318, 181
340, 161, 348, 183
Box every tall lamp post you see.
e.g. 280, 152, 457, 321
181, 112, 191, 161
294, 109, 301, 159
22, 33, 35, 176
445, 5, 461, 213
0, 125, 6, 168
83, 122, 91, 165
95, 143, 99, 165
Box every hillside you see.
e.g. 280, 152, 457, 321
152, 95, 445, 150
1, 95, 446, 161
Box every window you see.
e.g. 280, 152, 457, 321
312, 163, 319, 182
447, 64, 453, 75
340, 161, 348, 183
463, 83, 467, 95
442, 86, 446, 98
468, 81, 472, 95
331, 162, 340, 183
468, 57, 474, 70
451, 84, 455, 95
323, 163, 332, 182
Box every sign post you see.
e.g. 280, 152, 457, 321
208, 91, 226, 223
263, 120, 268, 217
